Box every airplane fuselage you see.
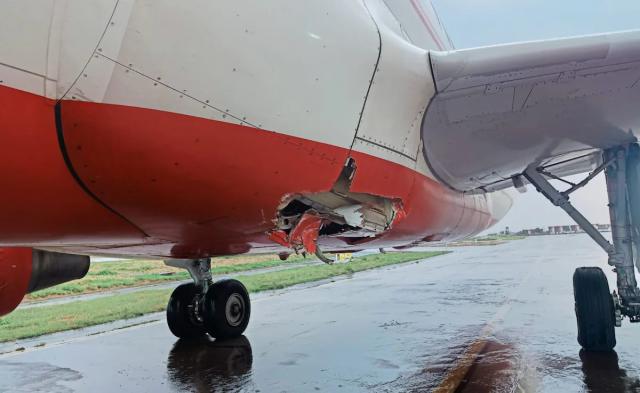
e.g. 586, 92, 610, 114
0, 0, 511, 259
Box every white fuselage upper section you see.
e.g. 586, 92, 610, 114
0, 0, 513, 228
0, 0, 453, 171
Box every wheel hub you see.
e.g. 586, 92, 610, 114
225, 293, 245, 327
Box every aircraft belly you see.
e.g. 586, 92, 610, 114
0, 81, 504, 257
55, 99, 501, 257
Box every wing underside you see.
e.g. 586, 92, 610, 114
422, 30, 640, 192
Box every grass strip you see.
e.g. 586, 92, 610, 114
238, 251, 445, 292
0, 251, 446, 342
27, 254, 306, 300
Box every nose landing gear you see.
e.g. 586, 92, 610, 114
524, 144, 640, 351
165, 259, 251, 340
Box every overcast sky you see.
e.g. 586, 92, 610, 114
429, 0, 640, 232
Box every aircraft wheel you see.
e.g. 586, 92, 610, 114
573, 267, 616, 351
167, 283, 206, 339
202, 279, 251, 340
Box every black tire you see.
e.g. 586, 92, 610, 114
167, 283, 206, 339
202, 279, 251, 340
573, 267, 616, 351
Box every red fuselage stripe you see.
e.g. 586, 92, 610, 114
409, 0, 446, 50
0, 84, 494, 257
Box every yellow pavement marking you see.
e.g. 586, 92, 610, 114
433, 269, 532, 393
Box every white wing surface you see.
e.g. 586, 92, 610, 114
423, 30, 640, 191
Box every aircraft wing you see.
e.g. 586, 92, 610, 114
422, 30, 640, 192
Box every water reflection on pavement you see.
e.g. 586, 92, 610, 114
167, 336, 253, 392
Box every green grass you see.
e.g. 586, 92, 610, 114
0, 291, 171, 343
238, 251, 444, 292
27, 254, 306, 300
0, 251, 446, 342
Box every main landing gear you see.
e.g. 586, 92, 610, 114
524, 144, 640, 351
164, 259, 250, 340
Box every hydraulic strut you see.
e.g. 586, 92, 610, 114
524, 144, 640, 323
522, 161, 614, 256
603, 147, 640, 317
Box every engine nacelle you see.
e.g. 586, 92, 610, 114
0, 248, 89, 316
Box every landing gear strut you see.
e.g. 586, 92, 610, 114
524, 144, 640, 351
165, 259, 251, 340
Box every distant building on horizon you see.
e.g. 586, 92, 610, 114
516, 223, 610, 236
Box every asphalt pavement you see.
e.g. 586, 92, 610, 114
2, 234, 639, 392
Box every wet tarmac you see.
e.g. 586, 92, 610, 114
2, 234, 640, 392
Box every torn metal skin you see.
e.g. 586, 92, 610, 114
267, 158, 407, 255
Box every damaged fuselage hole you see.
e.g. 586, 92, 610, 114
267, 158, 406, 257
